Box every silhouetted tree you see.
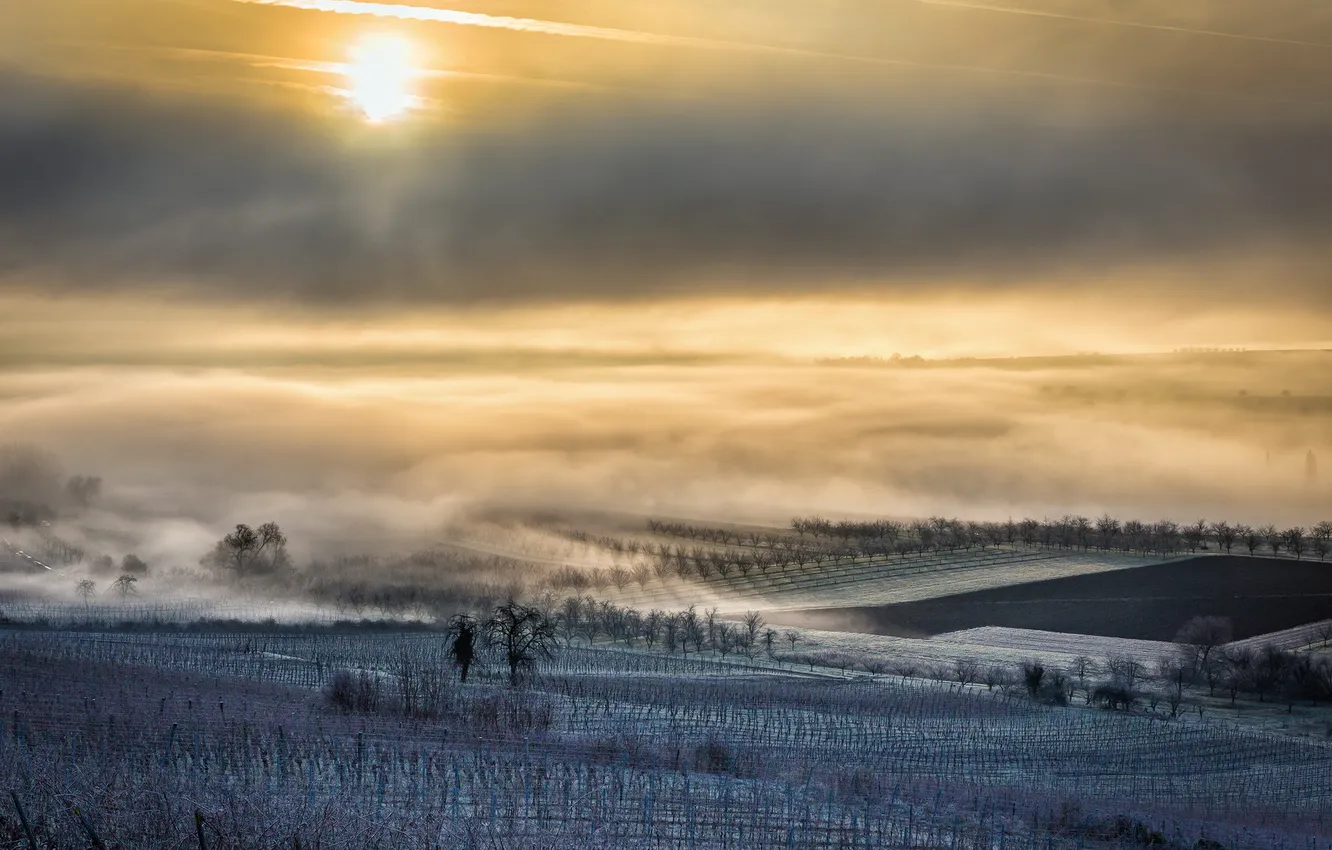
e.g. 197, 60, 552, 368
1095, 515, 1121, 550
485, 602, 557, 686
203, 522, 289, 577
1184, 519, 1208, 552
448, 614, 478, 683
120, 553, 148, 575
1238, 524, 1262, 556
112, 574, 137, 597
1260, 524, 1282, 557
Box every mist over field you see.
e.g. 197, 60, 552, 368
5, 0, 1332, 577
6, 3, 1332, 848
3, 343, 1330, 579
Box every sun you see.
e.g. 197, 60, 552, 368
344, 34, 418, 123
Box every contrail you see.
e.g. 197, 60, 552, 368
230, 0, 761, 50
227, 0, 1331, 109
914, 0, 1332, 50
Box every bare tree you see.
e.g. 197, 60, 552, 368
680, 606, 704, 655
1070, 655, 1095, 681
631, 562, 653, 589
652, 554, 675, 584
485, 602, 558, 686
704, 607, 720, 652
953, 658, 980, 688
784, 629, 801, 653
715, 623, 737, 659
1238, 524, 1261, 556
1105, 655, 1145, 693
608, 565, 632, 592
557, 597, 583, 647
1315, 621, 1332, 649
1185, 519, 1209, 552
982, 665, 1010, 691
203, 522, 288, 577
1221, 646, 1254, 706
75, 578, 96, 609
112, 574, 138, 597
642, 609, 664, 648
741, 611, 765, 656
1174, 616, 1233, 685
1250, 644, 1286, 702
662, 613, 682, 653
1260, 524, 1282, 557
1095, 514, 1121, 550
1285, 527, 1306, 560
1156, 658, 1192, 718
1211, 521, 1237, 554
862, 657, 893, 676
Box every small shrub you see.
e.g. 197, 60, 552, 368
1069, 814, 1172, 847
1022, 660, 1045, 698
462, 691, 554, 734
1040, 671, 1070, 706
689, 735, 761, 778
695, 738, 736, 774
1093, 683, 1137, 711
324, 670, 381, 713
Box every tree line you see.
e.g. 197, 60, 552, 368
787, 514, 1332, 560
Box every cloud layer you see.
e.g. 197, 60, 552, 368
2, 71, 1330, 307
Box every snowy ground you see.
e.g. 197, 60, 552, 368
606, 549, 1161, 613
2, 627, 1329, 849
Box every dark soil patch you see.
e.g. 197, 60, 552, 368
772, 556, 1332, 641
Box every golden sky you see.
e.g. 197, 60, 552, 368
2, 0, 1331, 543
4, 0, 1332, 317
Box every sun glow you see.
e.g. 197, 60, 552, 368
344, 34, 417, 122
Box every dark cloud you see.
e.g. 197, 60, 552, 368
2, 70, 1331, 305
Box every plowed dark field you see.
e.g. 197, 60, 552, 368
785, 556, 1332, 641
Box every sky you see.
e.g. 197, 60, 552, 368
2, 0, 1331, 566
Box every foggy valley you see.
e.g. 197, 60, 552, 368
2, 0, 1332, 846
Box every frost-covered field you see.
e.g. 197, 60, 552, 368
932, 627, 1180, 665
2, 628, 1329, 849
611, 549, 1159, 613
1228, 619, 1332, 653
